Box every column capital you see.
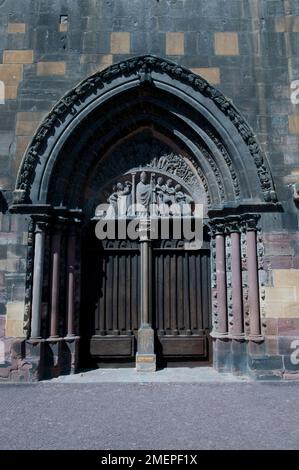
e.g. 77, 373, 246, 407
225, 216, 242, 234
31, 214, 50, 233
209, 218, 226, 236
241, 214, 260, 232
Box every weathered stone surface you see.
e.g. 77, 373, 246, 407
191, 67, 220, 84
3, 50, 33, 64
110, 32, 130, 54
36, 61, 66, 76
214, 32, 239, 56
166, 32, 184, 55
5, 302, 25, 337
7, 23, 26, 34
0, 63, 23, 82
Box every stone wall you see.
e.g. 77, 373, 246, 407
0, 0, 298, 378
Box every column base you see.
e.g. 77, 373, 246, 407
44, 337, 64, 379
136, 324, 156, 372
63, 336, 80, 375
247, 334, 264, 343
25, 339, 45, 381
136, 353, 156, 372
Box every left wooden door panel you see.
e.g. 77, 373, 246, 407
90, 241, 140, 360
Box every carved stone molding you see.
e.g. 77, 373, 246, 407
204, 127, 241, 199
209, 218, 226, 236
14, 55, 277, 205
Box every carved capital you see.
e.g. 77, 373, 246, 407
209, 218, 226, 236
242, 214, 260, 232
225, 216, 242, 234
31, 215, 51, 233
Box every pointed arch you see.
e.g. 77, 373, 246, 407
11, 55, 277, 211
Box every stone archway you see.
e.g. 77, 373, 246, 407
10, 55, 279, 379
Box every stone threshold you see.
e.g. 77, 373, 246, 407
44, 367, 251, 383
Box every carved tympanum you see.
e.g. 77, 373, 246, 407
96, 170, 194, 218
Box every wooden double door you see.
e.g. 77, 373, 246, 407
80, 233, 211, 367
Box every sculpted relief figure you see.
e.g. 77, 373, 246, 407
101, 169, 194, 218
136, 171, 153, 214
117, 181, 132, 217
154, 176, 166, 206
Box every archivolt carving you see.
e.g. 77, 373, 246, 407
15, 55, 277, 204
204, 128, 240, 198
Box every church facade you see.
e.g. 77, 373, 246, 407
0, 0, 299, 381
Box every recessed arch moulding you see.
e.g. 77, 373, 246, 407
8, 56, 281, 380
12, 55, 277, 215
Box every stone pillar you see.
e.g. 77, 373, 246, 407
66, 226, 76, 337
246, 217, 262, 340
49, 229, 61, 338
30, 220, 46, 339
230, 222, 244, 339
136, 219, 156, 372
215, 226, 228, 337
64, 221, 80, 375
210, 221, 230, 372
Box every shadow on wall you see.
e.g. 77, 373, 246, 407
0, 190, 8, 213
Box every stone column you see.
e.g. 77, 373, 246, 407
210, 220, 230, 373
64, 220, 80, 375
30, 220, 46, 339
49, 229, 61, 338
230, 221, 244, 339
66, 226, 76, 337
246, 216, 262, 340
136, 219, 156, 372
215, 224, 228, 337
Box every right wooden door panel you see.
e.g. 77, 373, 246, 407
153, 244, 210, 361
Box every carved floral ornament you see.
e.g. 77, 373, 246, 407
14, 55, 277, 205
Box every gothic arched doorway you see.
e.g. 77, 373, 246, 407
79, 131, 212, 368
10, 55, 278, 379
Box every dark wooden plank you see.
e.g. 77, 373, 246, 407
170, 253, 177, 331
164, 254, 171, 331
202, 252, 210, 330
119, 254, 126, 332
177, 253, 184, 331
112, 254, 118, 331
132, 252, 138, 331
99, 255, 106, 332
160, 336, 206, 356
106, 254, 113, 332
90, 336, 134, 356
196, 253, 203, 331
189, 253, 197, 330
126, 253, 131, 332
183, 251, 190, 331
158, 253, 164, 331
